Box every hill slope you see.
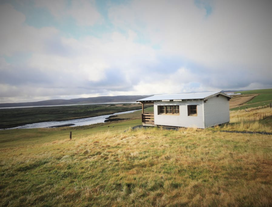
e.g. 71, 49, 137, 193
0, 124, 271, 206
0, 95, 149, 108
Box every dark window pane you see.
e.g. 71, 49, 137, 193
188, 105, 197, 116
158, 105, 179, 115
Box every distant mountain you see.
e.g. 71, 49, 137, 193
0, 95, 150, 108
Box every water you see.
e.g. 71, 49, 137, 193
6, 110, 139, 130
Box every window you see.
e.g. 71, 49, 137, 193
188, 105, 197, 116
158, 105, 179, 115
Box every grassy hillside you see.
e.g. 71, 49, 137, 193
0, 95, 149, 108
231, 88, 272, 110
1, 120, 272, 206
0, 89, 272, 206
220, 106, 272, 133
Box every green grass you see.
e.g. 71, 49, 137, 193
0, 121, 272, 206
240, 88, 272, 95
234, 88, 272, 110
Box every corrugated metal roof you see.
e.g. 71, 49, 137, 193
137, 91, 230, 102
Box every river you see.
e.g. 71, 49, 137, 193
6, 109, 139, 130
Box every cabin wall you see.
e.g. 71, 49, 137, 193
204, 96, 230, 128
154, 101, 205, 128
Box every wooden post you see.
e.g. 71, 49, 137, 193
141, 102, 145, 124
70, 131, 72, 140
270, 103, 272, 108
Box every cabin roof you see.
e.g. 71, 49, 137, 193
137, 91, 230, 103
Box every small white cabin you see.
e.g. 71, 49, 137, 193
137, 91, 231, 129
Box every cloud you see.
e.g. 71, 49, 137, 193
0, 4, 58, 56
108, 0, 272, 87
133, 67, 202, 95
0, 0, 271, 103
69, 0, 102, 26
34, 0, 67, 19
110, 0, 271, 72
35, 0, 103, 26
0, 4, 158, 101
194, 0, 214, 17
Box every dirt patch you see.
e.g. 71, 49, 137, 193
229, 94, 258, 109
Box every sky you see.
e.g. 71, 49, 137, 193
0, 0, 271, 103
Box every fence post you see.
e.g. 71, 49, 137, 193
70, 131, 72, 140
270, 103, 272, 108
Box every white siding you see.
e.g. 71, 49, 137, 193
204, 95, 230, 128
154, 100, 205, 128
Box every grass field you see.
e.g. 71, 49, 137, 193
231, 88, 272, 110
0, 121, 271, 206
217, 106, 272, 133
223, 89, 272, 133
0, 89, 272, 206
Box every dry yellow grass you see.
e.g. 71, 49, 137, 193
220, 106, 272, 133
1, 100, 272, 206
1, 125, 272, 206
2, 89, 272, 206
230, 106, 272, 123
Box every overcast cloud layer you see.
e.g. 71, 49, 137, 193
0, 0, 271, 103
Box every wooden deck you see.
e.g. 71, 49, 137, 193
142, 113, 154, 126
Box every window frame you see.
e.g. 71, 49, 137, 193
158, 105, 179, 115
188, 105, 197, 116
